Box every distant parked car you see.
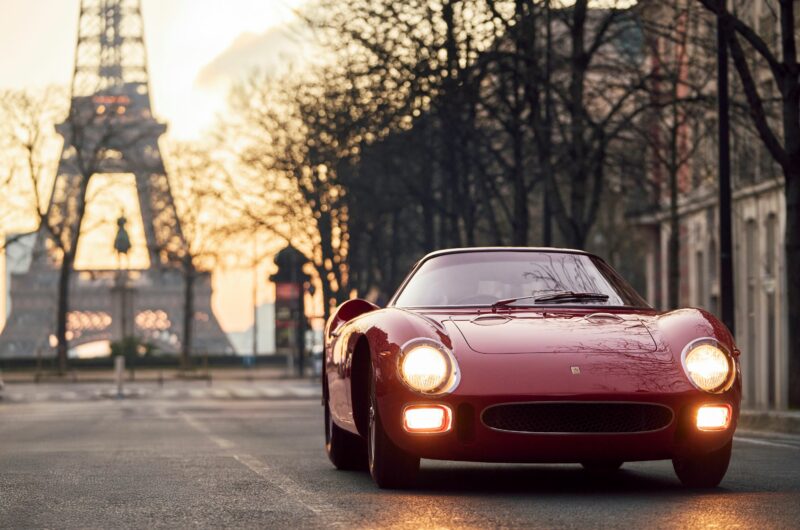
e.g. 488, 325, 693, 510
323, 247, 741, 489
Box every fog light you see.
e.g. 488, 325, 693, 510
696, 404, 731, 431
403, 405, 452, 433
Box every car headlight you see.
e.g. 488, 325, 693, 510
398, 340, 459, 394
682, 340, 734, 393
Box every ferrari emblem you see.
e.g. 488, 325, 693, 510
571, 366, 581, 375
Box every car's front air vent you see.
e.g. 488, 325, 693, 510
481, 402, 673, 434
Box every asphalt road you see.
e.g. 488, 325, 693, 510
1, 394, 800, 529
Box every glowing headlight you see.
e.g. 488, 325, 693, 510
399, 342, 458, 394
696, 404, 732, 431
683, 342, 733, 393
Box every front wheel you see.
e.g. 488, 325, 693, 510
325, 399, 367, 470
672, 440, 732, 488
367, 367, 419, 489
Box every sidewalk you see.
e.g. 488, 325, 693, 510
739, 409, 800, 435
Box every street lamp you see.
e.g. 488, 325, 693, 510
717, 0, 735, 335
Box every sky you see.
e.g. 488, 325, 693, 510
0, 0, 310, 334
0, 0, 309, 139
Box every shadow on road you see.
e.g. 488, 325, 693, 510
410, 464, 732, 496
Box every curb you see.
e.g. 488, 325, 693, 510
739, 410, 800, 435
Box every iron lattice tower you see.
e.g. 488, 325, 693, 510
41, 0, 187, 269
0, 0, 232, 357
72, 0, 150, 97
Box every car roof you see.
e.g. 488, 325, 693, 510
387, 247, 609, 307
418, 247, 595, 264
388, 247, 620, 306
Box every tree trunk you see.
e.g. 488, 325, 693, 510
55, 251, 73, 374
780, 0, 800, 407
568, 2, 588, 250
667, 122, 681, 310
181, 261, 195, 371
319, 263, 334, 321
512, 117, 528, 246
54, 179, 90, 373
668, 200, 680, 310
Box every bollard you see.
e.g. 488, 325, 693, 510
115, 355, 125, 399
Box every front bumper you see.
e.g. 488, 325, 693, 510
378, 391, 739, 463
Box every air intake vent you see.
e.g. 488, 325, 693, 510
482, 402, 673, 434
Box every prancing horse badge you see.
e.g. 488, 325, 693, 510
570, 366, 581, 375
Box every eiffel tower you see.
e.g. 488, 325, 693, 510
0, 0, 232, 358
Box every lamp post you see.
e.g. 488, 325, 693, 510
113, 215, 133, 340
717, 0, 735, 335
543, 0, 554, 247
252, 235, 259, 360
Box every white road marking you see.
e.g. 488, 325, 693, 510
210, 389, 230, 399
232, 388, 258, 399
2, 384, 321, 403
259, 387, 285, 398
179, 412, 210, 434
179, 410, 345, 524
208, 435, 235, 449
233, 454, 346, 524
287, 386, 317, 398
735, 436, 800, 450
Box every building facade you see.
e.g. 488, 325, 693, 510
641, 179, 787, 409
637, 1, 790, 409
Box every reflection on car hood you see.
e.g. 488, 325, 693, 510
450, 312, 659, 354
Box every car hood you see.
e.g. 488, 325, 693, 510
449, 312, 659, 354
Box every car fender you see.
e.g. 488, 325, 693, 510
324, 300, 451, 437
651, 308, 741, 395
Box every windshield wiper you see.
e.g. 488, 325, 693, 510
489, 291, 611, 311
490, 295, 538, 311
534, 291, 610, 304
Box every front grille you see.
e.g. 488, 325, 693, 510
481, 402, 673, 434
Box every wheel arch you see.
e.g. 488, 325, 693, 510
350, 333, 372, 438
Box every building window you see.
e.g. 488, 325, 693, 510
766, 213, 777, 276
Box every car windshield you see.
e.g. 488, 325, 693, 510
392, 251, 649, 308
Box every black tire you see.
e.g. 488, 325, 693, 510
581, 460, 624, 472
367, 365, 420, 489
325, 399, 367, 470
672, 440, 732, 488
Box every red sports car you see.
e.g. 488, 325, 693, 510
323, 248, 740, 489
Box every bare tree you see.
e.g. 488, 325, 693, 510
165, 141, 229, 369
0, 88, 65, 257
46, 97, 150, 371
1, 86, 150, 371
695, 0, 800, 406
222, 66, 366, 318
636, 1, 718, 309
309, 0, 499, 247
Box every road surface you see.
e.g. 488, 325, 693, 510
1, 390, 799, 528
